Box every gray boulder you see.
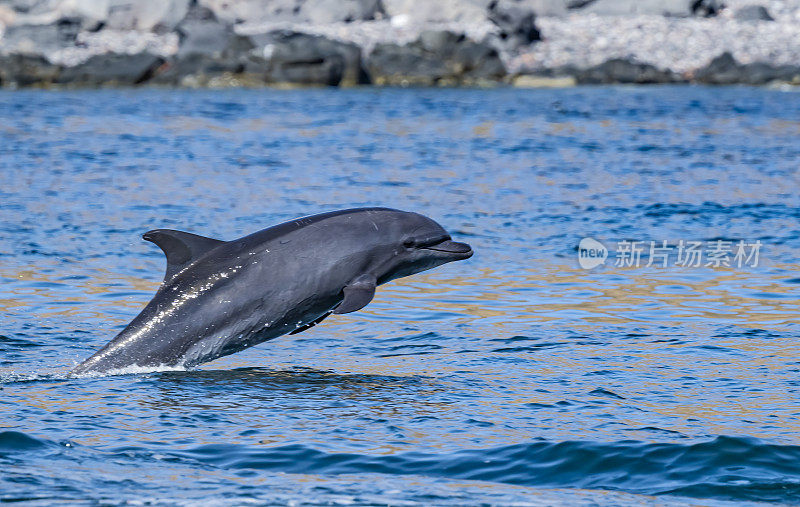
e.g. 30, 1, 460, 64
488, 0, 540, 48
176, 19, 235, 57
2, 0, 49, 14
567, 0, 596, 8
741, 62, 800, 84
155, 26, 365, 87
575, 0, 724, 17
175, 5, 253, 59
198, 0, 384, 25
576, 58, 680, 84
694, 52, 800, 85
482, 0, 573, 17
734, 5, 773, 21
104, 0, 190, 33
1, 0, 105, 30
0, 16, 81, 54
0, 53, 61, 87
301, 0, 384, 23
247, 30, 365, 86
694, 52, 741, 84
367, 30, 506, 86
57, 52, 164, 86
4, 0, 188, 31
478, 0, 571, 17
151, 4, 255, 86
382, 0, 487, 24
690, 0, 724, 17
580, 0, 695, 16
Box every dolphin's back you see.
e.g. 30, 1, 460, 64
236, 207, 396, 252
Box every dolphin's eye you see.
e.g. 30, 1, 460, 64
403, 238, 416, 248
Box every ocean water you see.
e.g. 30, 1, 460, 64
1, 86, 799, 505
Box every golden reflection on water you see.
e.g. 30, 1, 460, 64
375, 263, 800, 329
3, 259, 799, 328
3, 258, 800, 447
0, 264, 159, 320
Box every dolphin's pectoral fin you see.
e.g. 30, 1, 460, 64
143, 229, 225, 282
333, 275, 377, 314
289, 311, 332, 335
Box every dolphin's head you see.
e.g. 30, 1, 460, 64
370, 209, 473, 284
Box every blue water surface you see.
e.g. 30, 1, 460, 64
1, 86, 800, 505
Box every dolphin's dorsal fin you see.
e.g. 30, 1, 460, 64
143, 229, 225, 282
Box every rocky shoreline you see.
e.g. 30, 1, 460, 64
1, 0, 799, 88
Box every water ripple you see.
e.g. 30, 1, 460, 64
1, 86, 799, 504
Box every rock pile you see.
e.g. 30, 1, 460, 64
0, 0, 798, 88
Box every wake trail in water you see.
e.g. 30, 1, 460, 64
0, 364, 188, 384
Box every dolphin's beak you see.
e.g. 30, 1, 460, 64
424, 239, 473, 259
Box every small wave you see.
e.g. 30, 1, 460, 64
0, 431, 49, 452
0, 363, 188, 384
0, 335, 39, 350
0, 369, 72, 384
171, 436, 800, 504
588, 387, 626, 399
69, 363, 188, 379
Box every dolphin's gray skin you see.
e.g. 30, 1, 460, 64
71, 208, 472, 375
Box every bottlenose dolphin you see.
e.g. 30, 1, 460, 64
71, 208, 473, 375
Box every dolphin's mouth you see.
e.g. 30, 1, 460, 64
423, 239, 473, 259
